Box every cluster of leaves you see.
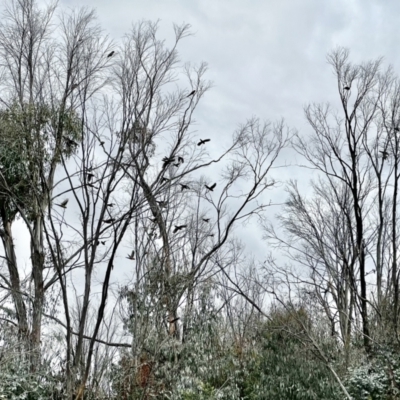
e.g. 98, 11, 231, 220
0, 102, 81, 221
0, 357, 61, 399
345, 346, 400, 400
110, 303, 343, 400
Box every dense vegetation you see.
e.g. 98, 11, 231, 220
0, 0, 400, 398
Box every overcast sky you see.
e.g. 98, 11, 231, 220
14, 0, 400, 275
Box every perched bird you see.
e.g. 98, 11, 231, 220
197, 138, 210, 146
56, 199, 69, 209
344, 86, 351, 90
126, 250, 135, 260
178, 156, 184, 163
64, 136, 78, 147
380, 150, 389, 160
173, 225, 187, 233
205, 183, 216, 191
100, 141, 105, 146
107, 51, 115, 58
202, 218, 210, 222
180, 184, 190, 191
87, 173, 94, 182
103, 218, 115, 224
187, 90, 196, 97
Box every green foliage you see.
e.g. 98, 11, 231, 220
110, 300, 343, 400
0, 102, 81, 220
345, 347, 400, 400
0, 357, 62, 399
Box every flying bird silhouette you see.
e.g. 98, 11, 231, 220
202, 218, 210, 222
107, 203, 115, 208
107, 51, 115, 58
178, 156, 184, 163
173, 163, 180, 167
197, 139, 210, 146
205, 183, 216, 191
57, 199, 69, 208
126, 250, 135, 260
173, 225, 187, 233
344, 86, 351, 90
104, 218, 115, 224
162, 156, 175, 168
380, 150, 389, 160
180, 184, 190, 191
187, 90, 196, 97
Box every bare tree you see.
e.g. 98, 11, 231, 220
0, 1, 291, 398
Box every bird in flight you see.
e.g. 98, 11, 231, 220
187, 90, 196, 97
380, 150, 389, 160
180, 184, 190, 191
205, 183, 216, 191
127, 250, 135, 260
197, 139, 210, 146
178, 156, 184, 163
107, 203, 115, 208
57, 199, 69, 208
173, 225, 187, 233
344, 86, 351, 90
162, 156, 175, 168
202, 218, 210, 222
104, 218, 115, 224
107, 51, 115, 58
